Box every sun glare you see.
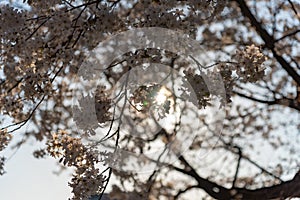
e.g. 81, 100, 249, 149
155, 86, 172, 105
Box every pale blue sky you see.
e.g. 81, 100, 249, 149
0, 138, 73, 200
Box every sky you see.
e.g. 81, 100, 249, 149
0, 136, 73, 200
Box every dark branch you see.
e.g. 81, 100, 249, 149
234, 90, 300, 111
174, 185, 200, 199
232, 147, 242, 188
275, 29, 300, 43
171, 156, 300, 199
287, 0, 299, 17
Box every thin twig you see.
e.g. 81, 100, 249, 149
25, 17, 50, 41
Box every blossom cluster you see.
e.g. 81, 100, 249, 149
69, 166, 105, 200
182, 68, 211, 109
47, 130, 96, 167
0, 157, 6, 175
0, 129, 12, 152
47, 130, 106, 199
234, 44, 267, 82
0, 129, 11, 176
95, 85, 112, 124
73, 85, 112, 133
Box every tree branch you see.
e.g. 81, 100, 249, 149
232, 147, 242, 188
274, 29, 300, 43
287, 0, 299, 17
171, 156, 300, 199
234, 90, 300, 111
174, 185, 200, 199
